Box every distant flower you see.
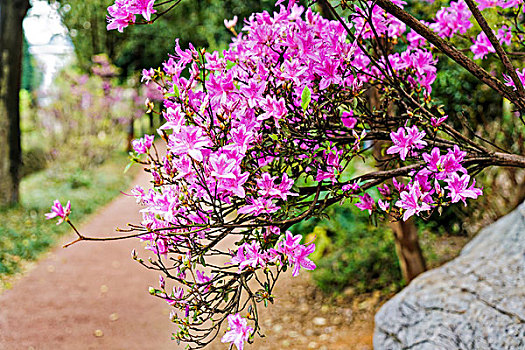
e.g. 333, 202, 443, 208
45, 200, 71, 225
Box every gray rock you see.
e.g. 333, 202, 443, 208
374, 202, 525, 350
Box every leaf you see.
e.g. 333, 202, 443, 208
123, 161, 134, 174
166, 85, 179, 98
301, 85, 311, 111
226, 60, 236, 70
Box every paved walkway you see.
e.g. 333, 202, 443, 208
0, 170, 178, 350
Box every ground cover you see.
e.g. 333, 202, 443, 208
0, 151, 136, 288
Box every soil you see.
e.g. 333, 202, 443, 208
0, 169, 376, 350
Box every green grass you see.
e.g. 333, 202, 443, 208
0, 152, 136, 279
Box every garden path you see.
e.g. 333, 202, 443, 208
0, 162, 375, 350
0, 169, 177, 350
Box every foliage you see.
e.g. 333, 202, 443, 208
0, 152, 135, 280
30, 56, 137, 171
21, 34, 42, 91
53, 0, 276, 77
291, 205, 403, 295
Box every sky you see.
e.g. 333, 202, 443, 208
23, 0, 69, 46
23, 0, 74, 96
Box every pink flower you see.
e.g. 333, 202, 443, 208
342, 182, 360, 193
378, 199, 390, 212
195, 270, 213, 293
168, 126, 211, 162
341, 110, 357, 129
470, 32, 495, 60
445, 174, 483, 205
132, 134, 154, 154
141, 68, 155, 84
431, 115, 448, 128
107, 0, 157, 32
355, 193, 375, 214
430, 0, 472, 38
273, 231, 316, 277
503, 68, 525, 91
45, 200, 71, 225
221, 313, 253, 350
395, 182, 431, 221
387, 126, 427, 161
224, 16, 238, 30
238, 197, 280, 216
477, 0, 498, 10
229, 241, 269, 272
497, 25, 512, 46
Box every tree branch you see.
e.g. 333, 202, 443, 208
372, 0, 525, 111
463, 0, 525, 98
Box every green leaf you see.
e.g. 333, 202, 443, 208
123, 161, 134, 174
226, 60, 237, 70
165, 85, 179, 98
301, 85, 311, 111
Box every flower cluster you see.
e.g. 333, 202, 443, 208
107, 0, 156, 32
430, 0, 472, 38
359, 136, 483, 221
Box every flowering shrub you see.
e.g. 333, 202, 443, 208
49, 0, 525, 348
38, 57, 127, 169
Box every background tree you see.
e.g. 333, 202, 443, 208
53, 0, 276, 77
0, 0, 31, 206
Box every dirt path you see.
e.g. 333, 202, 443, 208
0, 168, 375, 350
0, 170, 177, 350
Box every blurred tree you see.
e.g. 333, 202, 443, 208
53, 0, 275, 77
0, 0, 31, 206
21, 34, 42, 91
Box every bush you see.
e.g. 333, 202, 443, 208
291, 204, 403, 295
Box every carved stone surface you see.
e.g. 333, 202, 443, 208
374, 202, 525, 350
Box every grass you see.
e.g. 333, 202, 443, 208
0, 152, 137, 283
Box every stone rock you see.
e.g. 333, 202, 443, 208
374, 202, 525, 350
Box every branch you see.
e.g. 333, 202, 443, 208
463, 0, 525, 98
372, 0, 525, 111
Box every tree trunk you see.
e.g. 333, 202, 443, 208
369, 89, 426, 283
0, 0, 30, 207
390, 218, 427, 282
375, 141, 427, 283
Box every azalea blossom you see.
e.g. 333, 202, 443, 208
221, 313, 253, 350
387, 126, 427, 161
45, 200, 71, 225
445, 174, 483, 205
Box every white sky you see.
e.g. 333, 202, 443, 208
23, 0, 69, 46
23, 0, 74, 96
